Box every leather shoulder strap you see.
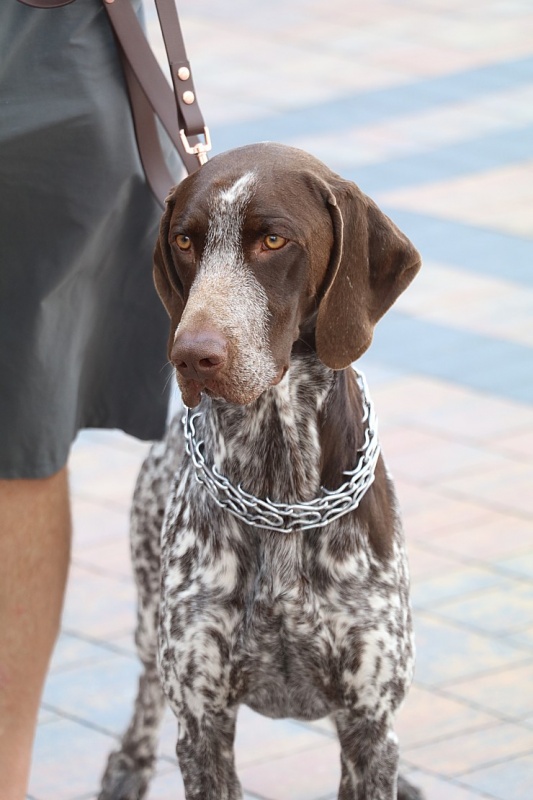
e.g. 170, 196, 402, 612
153, 0, 205, 137
16, 0, 210, 205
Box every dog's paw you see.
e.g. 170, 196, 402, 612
397, 773, 425, 800
98, 750, 152, 800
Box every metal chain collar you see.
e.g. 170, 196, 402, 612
182, 370, 381, 533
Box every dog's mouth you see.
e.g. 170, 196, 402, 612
177, 366, 288, 408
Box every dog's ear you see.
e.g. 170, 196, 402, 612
153, 191, 185, 351
315, 179, 421, 369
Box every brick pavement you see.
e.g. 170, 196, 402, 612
27, 1, 533, 798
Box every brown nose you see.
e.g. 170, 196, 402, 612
171, 329, 228, 382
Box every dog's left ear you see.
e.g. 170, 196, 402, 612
153, 190, 185, 354
315, 178, 421, 369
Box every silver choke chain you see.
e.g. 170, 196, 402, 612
183, 370, 381, 533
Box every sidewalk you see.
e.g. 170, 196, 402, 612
28, 1, 533, 798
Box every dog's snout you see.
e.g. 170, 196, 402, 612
171, 330, 228, 382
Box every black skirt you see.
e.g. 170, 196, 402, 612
0, 0, 180, 478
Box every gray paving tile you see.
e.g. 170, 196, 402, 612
411, 567, 515, 610
28, 718, 117, 800
346, 123, 533, 193
369, 313, 533, 404
460, 752, 533, 800
433, 584, 533, 637
380, 210, 533, 286
413, 612, 530, 686
42, 655, 141, 736
496, 551, 533, 582
212, 56, 533, 153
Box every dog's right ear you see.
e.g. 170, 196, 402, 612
153, 191, 185, 350
315, 178, 421, 369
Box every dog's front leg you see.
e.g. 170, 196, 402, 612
158, 517, 243, 798
335, 711, 399, 800
174, 706, 241, 800
159, 632, 241, 800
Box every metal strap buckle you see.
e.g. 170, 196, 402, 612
179, 127, 212, 166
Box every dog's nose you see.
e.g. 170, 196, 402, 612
171, 330, 228, 382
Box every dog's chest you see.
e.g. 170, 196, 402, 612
228, 525, 411, 719
159, 370, 413, 722
163, 478, 411, 723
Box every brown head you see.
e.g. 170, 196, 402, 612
154, 143, 420, 407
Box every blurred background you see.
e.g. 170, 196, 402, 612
29, 1, 533, 799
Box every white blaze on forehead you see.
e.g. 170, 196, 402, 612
219, 171, 256, 205
205, 171, 256, 253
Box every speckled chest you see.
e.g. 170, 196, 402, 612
159, 365, 414, 723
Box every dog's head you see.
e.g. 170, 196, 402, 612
154, 143, 420, 407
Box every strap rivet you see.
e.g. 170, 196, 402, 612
183, 90, 195, 105
177, 67, 190, 81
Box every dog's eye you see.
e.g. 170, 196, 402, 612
175, 234, 192, 251
263, 234, 287, 251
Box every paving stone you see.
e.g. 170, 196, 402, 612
407, 542, 465, 583
420, 512, 533, 562
42, 654, 141, 736
27, 718, 117, 800
61, 564, 136, 640
379, 160, 533, 237
70, 496, 130, 552
410, 566, 515, 610
413, 612, 530, 686
395, 684, 500, 749
401, 770, 491, 800
382, 426, 506, 484
445, 661, 533, 720
49, 632, 125, 674
433, 583, 533, 636
403, 721, 533, 778
239, 740, 341, 800
459, 752, 533, 800
496, 551, 533, 582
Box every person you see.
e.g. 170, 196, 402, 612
0, 2, 179, 797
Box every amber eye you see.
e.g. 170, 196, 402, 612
263, 234, 287, 251
175, 234, 192, 251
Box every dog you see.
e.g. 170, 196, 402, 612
99, 143, 423, 800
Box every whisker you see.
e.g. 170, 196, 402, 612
161, 362, 176, 396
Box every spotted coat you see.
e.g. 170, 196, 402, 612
98, 143, 423, 800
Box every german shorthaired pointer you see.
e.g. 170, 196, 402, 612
99, 143, 423, 800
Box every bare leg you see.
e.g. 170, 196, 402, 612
0, 467, 71, 800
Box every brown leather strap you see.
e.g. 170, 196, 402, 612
121, 57, 185, 204
153, 0, 205, 136
103, 0, 202, 182
104, 0, 211, 203
17, 0, 209, 205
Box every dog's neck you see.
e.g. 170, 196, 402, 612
194, 354, 363, 505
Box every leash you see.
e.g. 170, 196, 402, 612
17, 0, 211, 205
103, 0, 211, 196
